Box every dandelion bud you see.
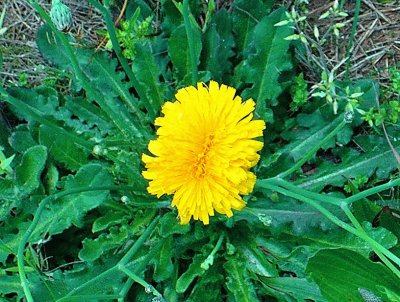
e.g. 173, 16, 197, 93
50, 0, 73, 31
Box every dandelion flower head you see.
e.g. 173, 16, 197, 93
142, 81, 265, 224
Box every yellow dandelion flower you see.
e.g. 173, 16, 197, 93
142, 81, 265, 225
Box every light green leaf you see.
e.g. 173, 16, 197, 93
176, 254, 206, 293
15, 145, 47, 195
306, 249, 400, 302
224, 254, 259, 302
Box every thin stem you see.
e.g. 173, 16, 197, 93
344, 177, 400, 204
277, 120, 346, 178
341, 204, 400, 277
263, 178, 341, 206
59, 214, 159, 301
119, 265, 163, 299
182, 0, 198, 84
119, 216, 160, 265
257, 181, 354, 231
344, 0, 361, 79
258, 180, 400, 276
118, 279, 134, 302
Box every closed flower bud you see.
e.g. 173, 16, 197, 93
50, 0, 73, 31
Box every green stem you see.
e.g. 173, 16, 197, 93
182, 0, 198, 84
119, 216, 160, 265
344, 177, 400, 204
344, 0, 361, 79
119, 265, 163, 299
263, 178, 341, 206
28, 0, 149, 140
277, 120, 346, 178
341, 204, 400, 277
18, 185, 134, 302
59, 214, 159, 301
257, 180, 400, 276
257, 181, 354, 230
118, 279, 134, 302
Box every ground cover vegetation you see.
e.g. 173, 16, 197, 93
0, 0, 400, 301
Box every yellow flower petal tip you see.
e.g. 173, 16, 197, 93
142, 81, 266, 225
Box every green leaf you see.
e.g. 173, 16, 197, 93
0, 274, 24, 298
36, 24, 149, 141
201, 9, 235, 82
300, 222, 397, 257
132, 41, 169, 119
9, 125, 37, 153
224, 254, 259, 302
232, 0, 269, 55
238, 243, 278, 277
39, 124, 90, 171
160, 212, 191, 237
297, 136, 400, 191
176, 254, 206, 293
238, 196, 345, 235
236, 8, 293, 120
306, 249, 400, 302
259, 277, 326, 302
31, 163, 112, 239
168, 23, 202, 85
79, 225, 128, 262
153, 236, 174, 282
15, 145, 47, 195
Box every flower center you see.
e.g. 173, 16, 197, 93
193, 134, 214, 178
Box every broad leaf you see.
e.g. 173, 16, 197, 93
15, 145, 47, 195
306, 249, 400, 302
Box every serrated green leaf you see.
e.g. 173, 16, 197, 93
301, 222, 397, 257
31, 163, 112, 239
238, 244, 278, 277
132, 41, 168, 119
160, 212, 191, 237
201, 9, 235, 82
238, 196, 345, 235
38, 124, 90, 171
9, 126, 37, 153
176, 254, 206, 293
153, 236, 174, 282
232, 0, 269, 55
224, 254, 259, 302
297, 136, 400, 191
168, 23, 202, 85
237, 8, 293, 120
260, 276, 327, 302
36, 24, 149, 141
30, 260, 125, 301
92, 211, 127, 233
0, 274, 24, 297
306, 249, 400, 302
15, 145, 47, 195
79, 225, 128, 262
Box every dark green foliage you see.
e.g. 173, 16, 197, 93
0, 1, 399, 302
